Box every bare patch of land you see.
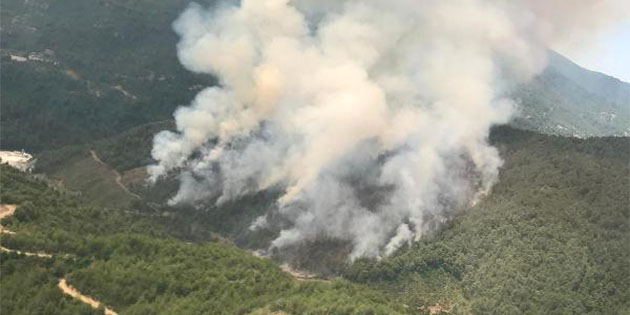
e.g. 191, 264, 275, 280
420, 302, 451, 314
280, 264, 330, 283
0, 204, 17, 234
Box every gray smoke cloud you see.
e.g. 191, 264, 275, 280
149, 0, 627, 259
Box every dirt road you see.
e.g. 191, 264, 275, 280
0, 204, 17, 219
1, 203, 116, 314
1, 204, 51, 258
89, 150, 142, 200
0, 246, 53, 258
58, 279, 118, 315
0, 204, 17, 234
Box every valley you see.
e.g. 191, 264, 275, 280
3, 126, 627, 314
1, 0, 629, 314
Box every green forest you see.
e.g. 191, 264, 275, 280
0, 0, 213, 152
345, 127, 630, 314
0, 165, 405, 314
1, 0, 629, 314
4, 126, 628, 314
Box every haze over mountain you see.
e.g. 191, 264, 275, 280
1, 0, 629, 314
145, 0, 629, 262
1, 0, 628, 154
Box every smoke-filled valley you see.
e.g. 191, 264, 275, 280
148, 0, 629, 260
1, 0, 629, 314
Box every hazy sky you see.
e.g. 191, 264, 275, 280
557, 20, 630, 82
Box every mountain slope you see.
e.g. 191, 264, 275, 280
5, 125, 629, 314
512, 51, 630, 137
2, 1, 629, 313
0, 0, 213, 151
546, 51, 630, 106
346, 127, 630, 314
0, 165, 406, 314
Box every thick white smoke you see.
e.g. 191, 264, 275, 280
149, 0, 628, 259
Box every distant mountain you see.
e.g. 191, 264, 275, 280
511, 51, 630, 137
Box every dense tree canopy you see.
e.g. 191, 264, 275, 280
345, 127, 630, 314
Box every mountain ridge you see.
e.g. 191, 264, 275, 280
512, 50, 630, 138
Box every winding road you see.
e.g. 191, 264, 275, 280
0, 246, 52, 258
1, 204, 118, 314
58, 279, 118, 315
89, 150, 142, 200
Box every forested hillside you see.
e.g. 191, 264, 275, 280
9, 125, 629, 314
0, 0, 213, 151
345, 127, 630, 314
2, 0, 629, 314
31, 124, 630, 314
0, 165, 406, 314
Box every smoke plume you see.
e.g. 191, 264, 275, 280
149, 0, 627, 259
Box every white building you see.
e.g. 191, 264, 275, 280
0, 150, 36, 172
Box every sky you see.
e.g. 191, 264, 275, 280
557, 20, 630, 82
